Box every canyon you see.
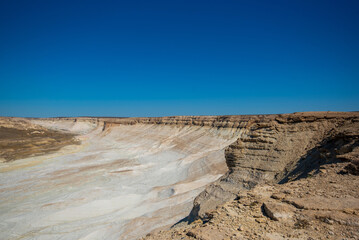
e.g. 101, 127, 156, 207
0, 112, 358, 239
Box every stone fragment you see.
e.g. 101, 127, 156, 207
271, 193, 285, 200
263, 202, 295, 221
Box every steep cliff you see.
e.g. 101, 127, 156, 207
29, 112, 359, 222
139, 112, 359, 240
187, 112, 359, 220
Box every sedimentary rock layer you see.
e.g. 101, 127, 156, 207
1, 112, 358, 239
188, 112, 359, 220
0, 117, 241, 240
56, 112, 358, 221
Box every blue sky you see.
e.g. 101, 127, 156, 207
1, 0, 358, 117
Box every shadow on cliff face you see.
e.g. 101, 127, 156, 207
182, 117, 359, 224
279, 126, 359, 184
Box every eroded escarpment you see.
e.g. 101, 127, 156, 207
188, 112, 359, 221
1, 112, 358, 240
0, 117, 242, 240
30, 112, 359, 224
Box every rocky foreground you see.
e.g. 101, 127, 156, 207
143, 162, 359, 240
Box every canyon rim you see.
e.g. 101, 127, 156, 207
0, 111, 358, 239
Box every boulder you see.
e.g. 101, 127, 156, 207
263, 201, 295, 221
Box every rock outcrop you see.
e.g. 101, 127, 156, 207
142, 162, 359, 240
27, 112, 359, 223
188, 112, 359, 220
33, 111, 359, 225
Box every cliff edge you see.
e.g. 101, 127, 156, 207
137, 111, 359, 239
29, 112, 359, 223
188, 112, 359, 221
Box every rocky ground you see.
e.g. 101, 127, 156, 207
143, 161, 359, 240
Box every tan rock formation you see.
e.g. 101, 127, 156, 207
143, 162, 359, 240
1, 111, 358, 239
188, 112, 359, 220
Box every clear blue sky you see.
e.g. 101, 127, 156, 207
1, 0, 358, 117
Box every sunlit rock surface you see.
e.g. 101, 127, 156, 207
0, 119, 241, 240
2, 112, 358, 240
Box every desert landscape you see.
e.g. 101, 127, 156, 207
0, 112, 358, 239
1, 1, 358, 239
